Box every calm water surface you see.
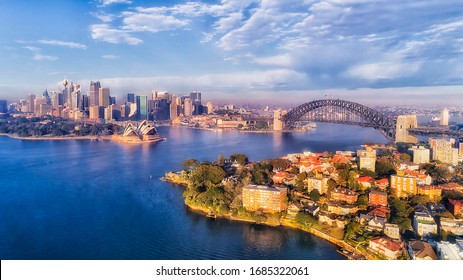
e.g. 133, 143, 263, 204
0, 124, 387, 259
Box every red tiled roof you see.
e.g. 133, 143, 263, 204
370, 237, 402, 252
357, 176, 374, 182
375, 178, 389, 184
449, 199, 463, 207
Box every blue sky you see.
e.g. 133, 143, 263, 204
1, 0, 463, 105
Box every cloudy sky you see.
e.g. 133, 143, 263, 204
1, 0, 462, 105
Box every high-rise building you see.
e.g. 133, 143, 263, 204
28, 94, 36, 113
136, 95, 148, 120
431, 139, 459, 165
357, 147, 377, 172
0, 100, 7, 113
409, 146, 430, 164
183, 97, 193, 117
440, 108, 449, 126
89, 106, 103, 120
89, 81, 101, 107
70, 89, 81, 110
110, 96, 116, 105
395, 115, 418, 143
190, 91, 201, 105
206, 102, 214, 114
242, 185, 288, 212
170, 99, 178, 119
127, 93, 135, 103
98, 88, 110, 108
390, 171, 417, 198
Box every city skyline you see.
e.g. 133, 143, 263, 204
1, 0, 463, 105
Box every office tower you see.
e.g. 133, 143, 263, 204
34, 98, 48, 115
0, 100, 7, 113
98, 88, 110, 108
136, 95, 148, 120
120, 104, 128, 119
89, 106, 104, 120
409, 146, 430, 164
110, 96, 116, 105
70, 89, 81, 110
81, 95, 89, 111
170, 99, 178, 119
127, 93, 135, 103
440, 109, 449, 126
28, 94, 36, 112
190, 91, 201, 105
89, 81, 101, 107
183, 97, 193, 117
206, 102, 214, 114
395, 115, 418, 143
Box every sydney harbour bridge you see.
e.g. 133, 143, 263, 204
273, 99, 463, 142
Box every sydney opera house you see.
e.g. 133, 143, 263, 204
114, 120, 164, 143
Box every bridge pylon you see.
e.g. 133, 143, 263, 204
395, 115, 418, 143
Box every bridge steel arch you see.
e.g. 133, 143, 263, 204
282, 99, 397, 141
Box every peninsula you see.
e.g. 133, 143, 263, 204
164, 147, 463, 260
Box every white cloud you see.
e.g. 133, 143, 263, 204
91, 12, 115, 23
23, 46, 58, 61
33, 54, 58, 61
345, 61, 422, 81
122, 13, 189, 32
99, 0, 131, 6
90, 24, 143, 45
102, 54, 119, 59
23, 46, 40, 52
38, 40, 87, 49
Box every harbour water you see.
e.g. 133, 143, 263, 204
0, 124, 388, 259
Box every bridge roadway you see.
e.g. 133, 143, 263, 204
408, 127, 463, 138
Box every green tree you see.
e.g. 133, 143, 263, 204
309, 189, 321, 202
400, 153, 411, 162
344, 221, 361, 240
375, 160, 396, 177
182, 158, 200, 169
230, 154, 249, 165
217, 155, 226, 166
295, 212, 317, 227
268, 158, 291, 171
190, 164, 227, 192
359, 168, 377, 179
389, 196, 414, 232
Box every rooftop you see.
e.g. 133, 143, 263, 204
370, 237, 402, 252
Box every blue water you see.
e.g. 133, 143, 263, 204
0, 124, 387, 259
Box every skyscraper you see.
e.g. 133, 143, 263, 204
440, 108, 449, 126
89, 81, 101, 107
127, 93, 135, 103
98, 88, 110, 108
395, 115, 418, 143
136, 95, 148, 120
28, 94, 36, 113
0, 100, 7, 113
183, 97, 193, 117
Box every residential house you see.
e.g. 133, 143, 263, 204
408, 240, 438, 260
327, 202, 359, 216
436, 242, 462, 260
330, 187, 358, 204
369, 237, 403, 260
440, 218, 463, 236
356, 176, 374, 189
384, 223, 401, 240
413, 212, 438, 238
374, 178, 389, 190
449, 199, 463, 217
272, 172, 290, 184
